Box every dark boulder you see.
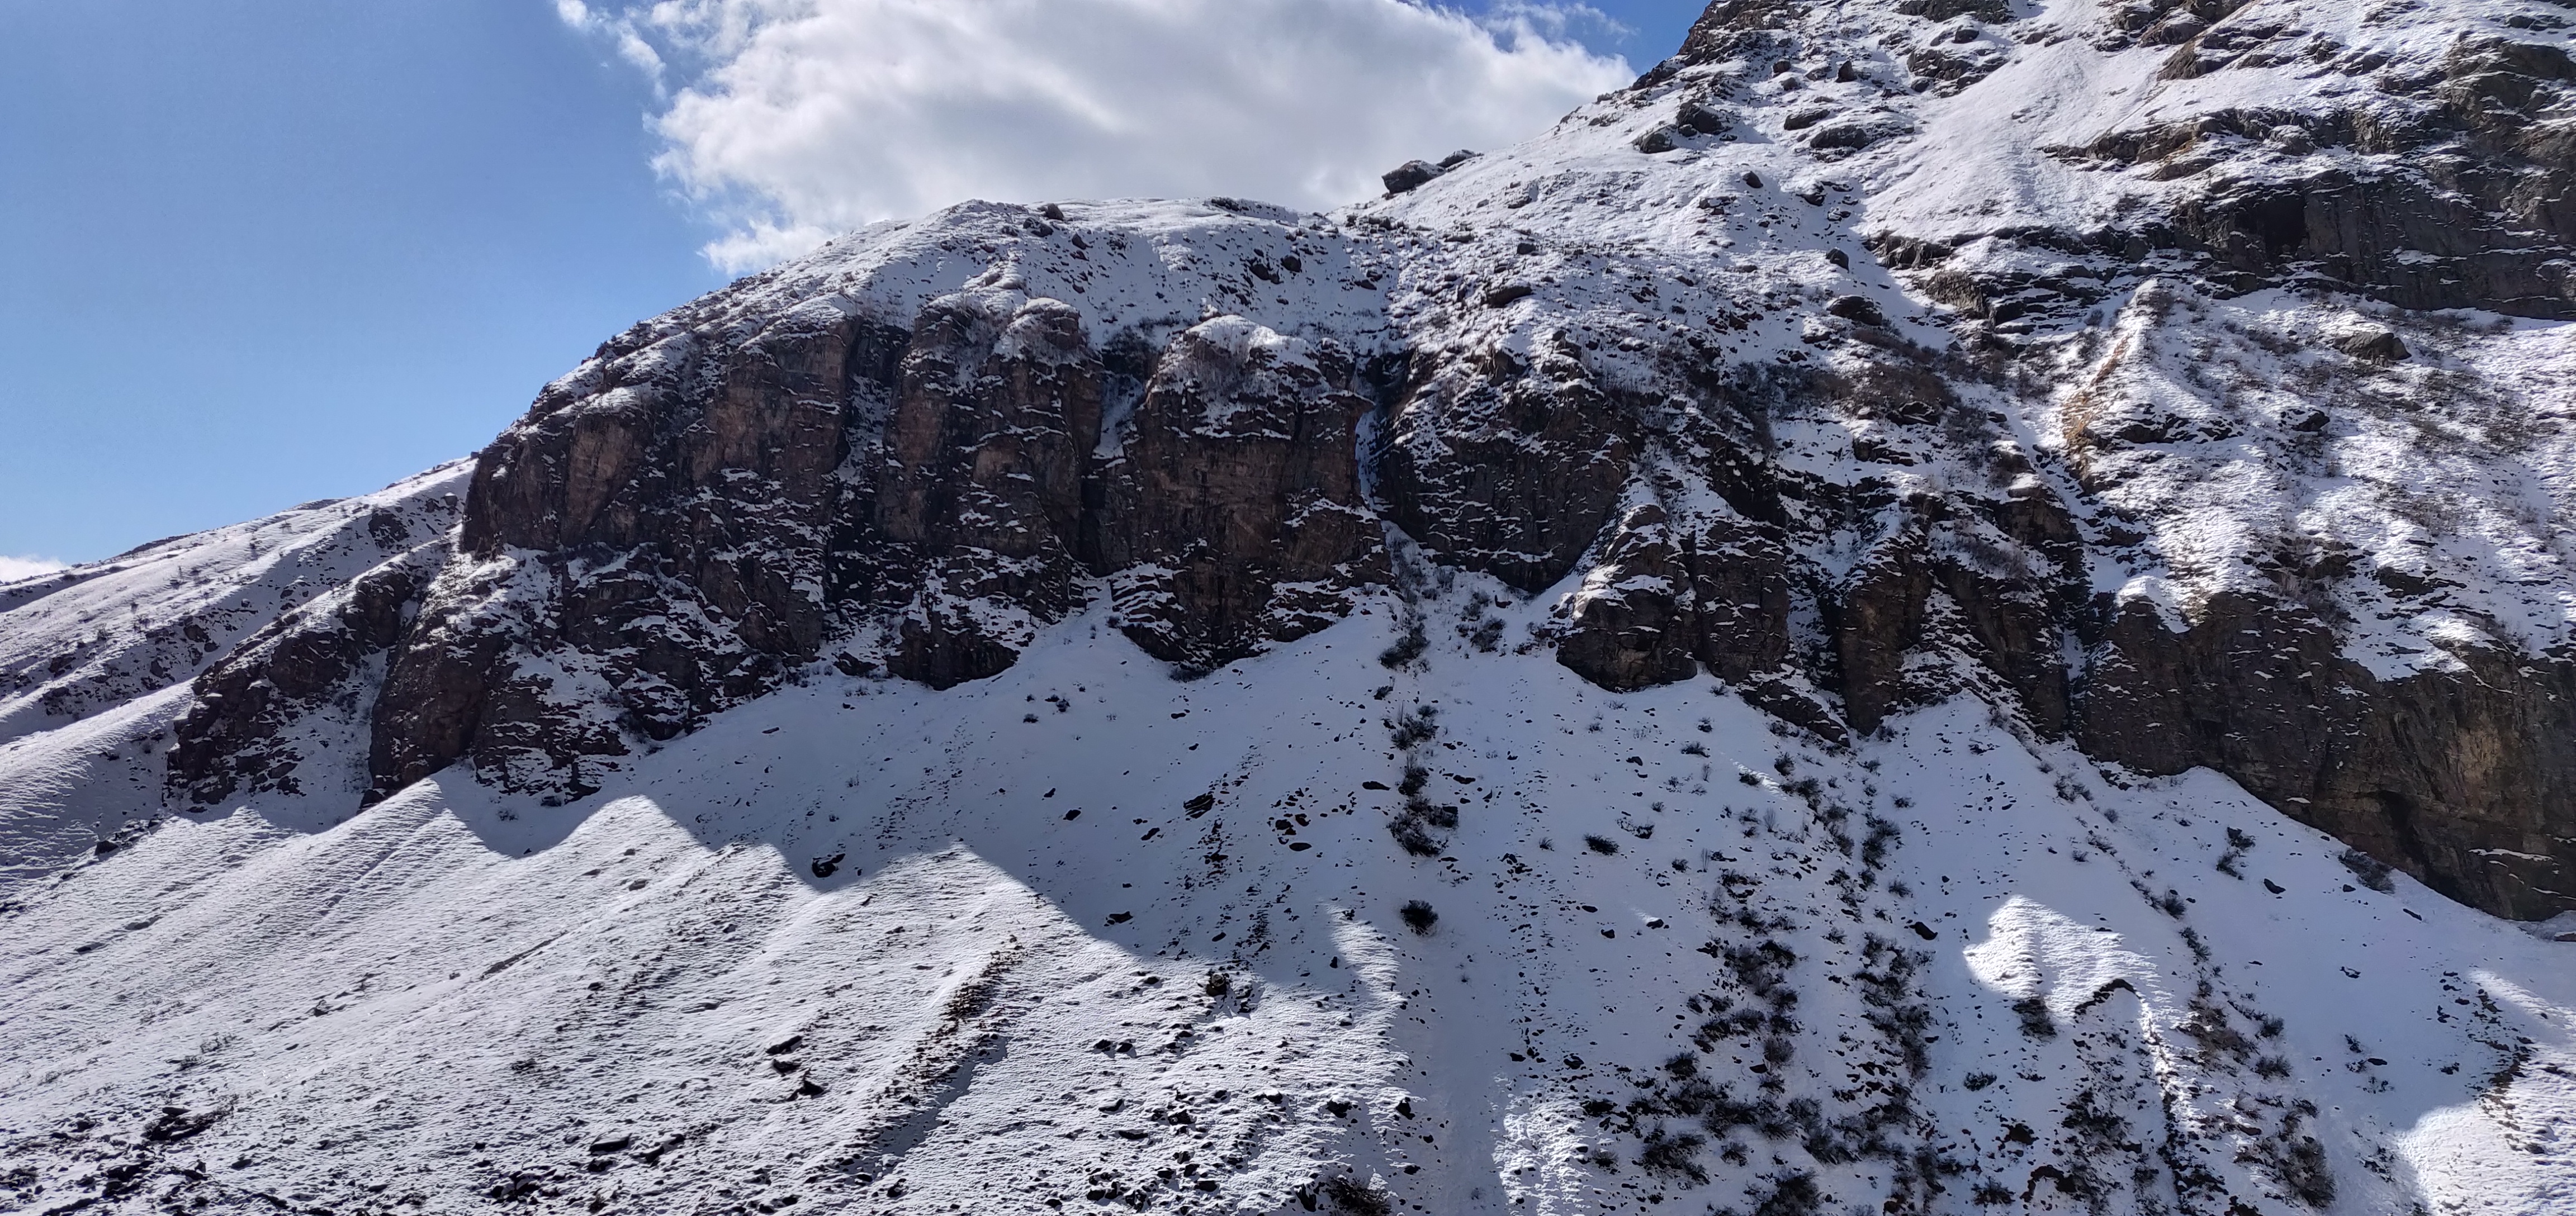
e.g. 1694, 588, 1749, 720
1382, 160, 1447, 195
2329, 326, 2409, 363
1826, 295, 1890, 326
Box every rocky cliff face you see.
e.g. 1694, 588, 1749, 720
12, 3, 2576, 1213
146, 0, 2576, 922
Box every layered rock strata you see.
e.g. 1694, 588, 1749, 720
149, 0, 2576, 919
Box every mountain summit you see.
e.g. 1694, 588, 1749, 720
6, 2, 2574, 1214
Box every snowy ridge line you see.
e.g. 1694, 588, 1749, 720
7, 0, 2576, 1212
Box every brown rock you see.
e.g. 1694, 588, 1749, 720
370, 296, 899, 800
169, 545, 443, 805
1685, 516, 1793, 684
2078, 593, 2576, 918
1097, 316, 1386, 672
874, 292, 1105, 686
1377, 334, 1636, 590
1556, 501, 1791, 694
1555, 504, 1702, 692
1830, 525, 1933, 735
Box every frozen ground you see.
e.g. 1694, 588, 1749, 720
4, 581, 2569, 1215
7, 0, 2575, 1211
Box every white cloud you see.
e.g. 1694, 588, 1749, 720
0, 555, 68, 583
558, 0, 670, 84
566, 0, 1632, 270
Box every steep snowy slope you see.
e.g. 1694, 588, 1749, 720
6, 1, 2576, 1213
0, 465, 468, 881
6, 596, 2572, 1215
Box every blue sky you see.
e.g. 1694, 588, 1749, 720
0, 1, 1702, 567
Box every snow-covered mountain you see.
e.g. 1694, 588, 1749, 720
6, 2, 2574, 1214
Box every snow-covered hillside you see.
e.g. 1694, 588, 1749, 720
0, 465, 468, 882
6, 0, 2575, 1213
5, 591, 2571, 1215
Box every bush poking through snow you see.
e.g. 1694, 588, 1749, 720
1860, 815, 1900, 870
1637, 1127, 1710, 1183
1749, 1170, 1823, 1216
2239, 1110, 2337, 1209
2218, 828, 2256, 877
1377, 623, 1428, 669
1386, 705, 1438, 749
1389, 815, 1440, 857
1399, 900, 1438, 934
1720, 940, 1800, 1008
1386, 763, 1459, 855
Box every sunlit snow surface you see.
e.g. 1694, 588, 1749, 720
0, 466, 471, 884
5, 588, 2571, 1214
8, 0, 2576, 1209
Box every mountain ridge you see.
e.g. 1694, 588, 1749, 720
4, 1, 2575, 1213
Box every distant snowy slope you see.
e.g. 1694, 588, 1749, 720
0, 464, 467, 880
0, 464, 467, 745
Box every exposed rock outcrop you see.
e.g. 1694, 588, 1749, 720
871, 292, 1100, 687
139, 0, 2576, 922
2082, 593, 2576, 920
1377, 334, 1639, 591
167, 543, 444, 805
1096, 316, 1386, 672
